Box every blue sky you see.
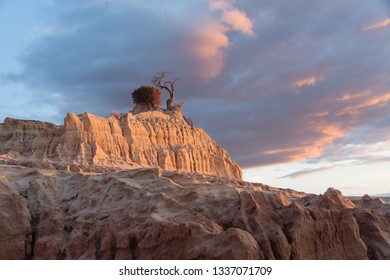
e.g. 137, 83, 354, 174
1, 0, 390, 195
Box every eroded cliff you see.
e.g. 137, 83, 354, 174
0, 110, 242, 180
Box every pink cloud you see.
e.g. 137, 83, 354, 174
291, 74, 324, 88
221, 9, 255, 36
263, 123, 344, 163
189, 23, 229, 59
338, 90, 370, 101
209, 0, 231, 11
186, 22, 229, 79
362, 18, 390, 31
186, 0, 255, 79
338, 91, 390, 115
208, 0, 255, 36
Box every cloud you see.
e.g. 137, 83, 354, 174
186, 22, 229, 79
314, 141, 390, 165
4, 1, 192, 115
26, 24, 79, 43
362, 18, 390, 31
189, 23, 229, 59
280, 166, 334, 179
208, 0, 254, 36
337, 91, 390, 116
208, 0, 231, 11
338, 90, 370, 101
184, 0, 255, 79
262, 123, 344, 164
291, 74, 324, 88
210, 0, 255, 36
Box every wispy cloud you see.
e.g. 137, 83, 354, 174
262, 123, 344, 163
291, 74, 324, 88
362, 18, 390, 31
280, 166, 334, 179
338, 90, 370, 101
315, 142, 390, 165
337, 91, 390, 116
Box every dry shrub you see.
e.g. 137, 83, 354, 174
131, 86, 162, 108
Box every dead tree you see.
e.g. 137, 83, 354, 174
152, 72, 180, 110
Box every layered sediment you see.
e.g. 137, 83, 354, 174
0, 110, 242, 180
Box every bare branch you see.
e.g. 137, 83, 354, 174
152, 71, 180, 110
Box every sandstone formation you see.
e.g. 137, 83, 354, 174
1, 112, 389, 260
0, 163, 389, 260
0, 110, 241, 180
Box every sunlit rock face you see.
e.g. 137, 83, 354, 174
0, 110, 242, 180
1, 111, 389, 260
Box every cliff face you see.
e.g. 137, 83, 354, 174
0, 164, 389, 260
0, 110, 242, 180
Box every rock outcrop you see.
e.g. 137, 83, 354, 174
1, 111, 389, 260
0, 110, 242, 180
0, 163, 389, 260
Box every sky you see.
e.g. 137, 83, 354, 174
1, 0, 390, 196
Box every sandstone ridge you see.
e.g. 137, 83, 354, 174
0, 110, 242, 180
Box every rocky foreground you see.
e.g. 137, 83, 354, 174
0, 111, 389, 260
1, 164, 389, 260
